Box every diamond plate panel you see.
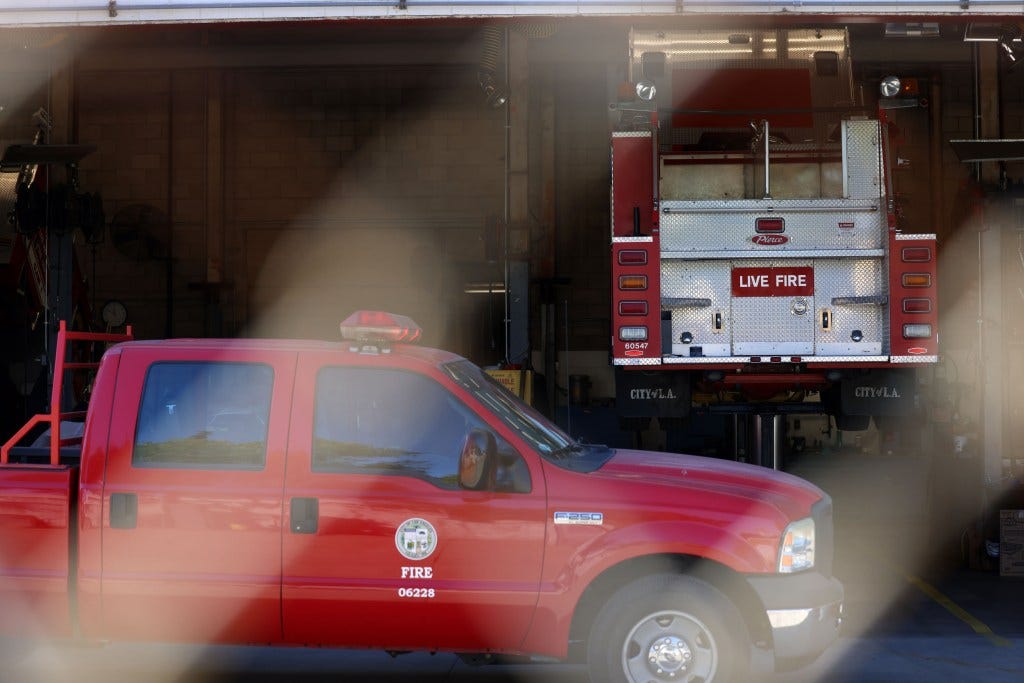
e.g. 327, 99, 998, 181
733, 297, 815, 354
659, 199, 885, 252
815, 257, 887, 355
892, 355, 939, 364
613, 358, 664, 366
844, 119, 882, 200
662, 256, 888, 358
662, 260, 731, 357
730, 258, 815, 354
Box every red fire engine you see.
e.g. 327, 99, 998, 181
610, 27, 938, 455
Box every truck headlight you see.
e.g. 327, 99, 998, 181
778, 517, 815, 573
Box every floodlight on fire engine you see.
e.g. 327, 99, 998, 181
339, 311, 422, 350
879, 76, 902, 98
635, 80, 657, 102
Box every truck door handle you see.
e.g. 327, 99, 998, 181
110, 493, 138, 529
290, 497, 319, 534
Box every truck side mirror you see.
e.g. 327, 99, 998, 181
459, 428, 497, 491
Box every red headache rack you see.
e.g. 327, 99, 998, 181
1, 321, 134, 466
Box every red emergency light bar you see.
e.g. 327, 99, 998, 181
340, 310, 422, 345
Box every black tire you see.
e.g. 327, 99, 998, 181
586, 574, 749, 683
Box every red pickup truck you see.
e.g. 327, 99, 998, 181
0, 312, 842, 683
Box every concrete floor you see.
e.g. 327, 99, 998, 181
2, 450, 1023, 682
772, 449, 1024, 682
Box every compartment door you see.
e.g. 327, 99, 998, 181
663, 259, 731, 357
816, 257, 887, 357
731, 263, 815, 356
281, 355, 547, 651
100, 348, 293, 644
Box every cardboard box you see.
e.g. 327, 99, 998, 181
1000, 510, 1024, 577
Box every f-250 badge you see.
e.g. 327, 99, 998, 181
396, 518, 437, 561
554, 512, 604, 526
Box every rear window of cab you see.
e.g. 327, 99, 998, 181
133, 361, 273, 469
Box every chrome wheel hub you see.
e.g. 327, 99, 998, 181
622, 610, 717, 682
647, 635, 691, 677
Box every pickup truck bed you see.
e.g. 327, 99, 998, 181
0, 464, 77, 637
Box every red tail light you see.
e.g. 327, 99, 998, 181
902, 298, 932, 314
901, 247, 931, 262
618, 250, 648, 265
619, 301, 649, 316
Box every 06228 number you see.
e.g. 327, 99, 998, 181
398, 587, 435, 599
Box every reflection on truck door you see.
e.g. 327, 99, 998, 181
281, 355, 548, 650
99, 348, 295, 643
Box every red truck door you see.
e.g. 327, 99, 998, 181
282, 354, 547, 652
99, 346, 295, 643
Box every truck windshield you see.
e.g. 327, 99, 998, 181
443, 360, 614, 471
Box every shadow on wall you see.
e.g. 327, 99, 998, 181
246, 226, 454, 349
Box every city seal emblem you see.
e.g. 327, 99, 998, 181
395, 518, 438, 561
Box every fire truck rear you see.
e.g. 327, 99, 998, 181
610, 28, 938, 442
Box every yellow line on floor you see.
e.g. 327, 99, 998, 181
904, 573, 1011, 647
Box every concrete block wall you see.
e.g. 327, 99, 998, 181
552, 60, 611, 354
226, 66, 506, 350
932, 62, 1024, 439
76, 69, 187, 337
74, 59, 508, 355
994, 64, 1024, 471
167, 70, 210, 337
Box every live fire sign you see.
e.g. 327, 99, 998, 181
731, 266, 814, 297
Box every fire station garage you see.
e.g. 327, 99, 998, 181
1, 2, 1024, 682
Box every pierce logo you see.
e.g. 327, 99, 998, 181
752, 235, 788, 246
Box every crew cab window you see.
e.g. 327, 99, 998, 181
133, 362, 273, 469
442, 360, 614, 473
313, 367, 529, 492
442, 360, 573, 455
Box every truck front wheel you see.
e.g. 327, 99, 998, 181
587, 574, 749, 683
